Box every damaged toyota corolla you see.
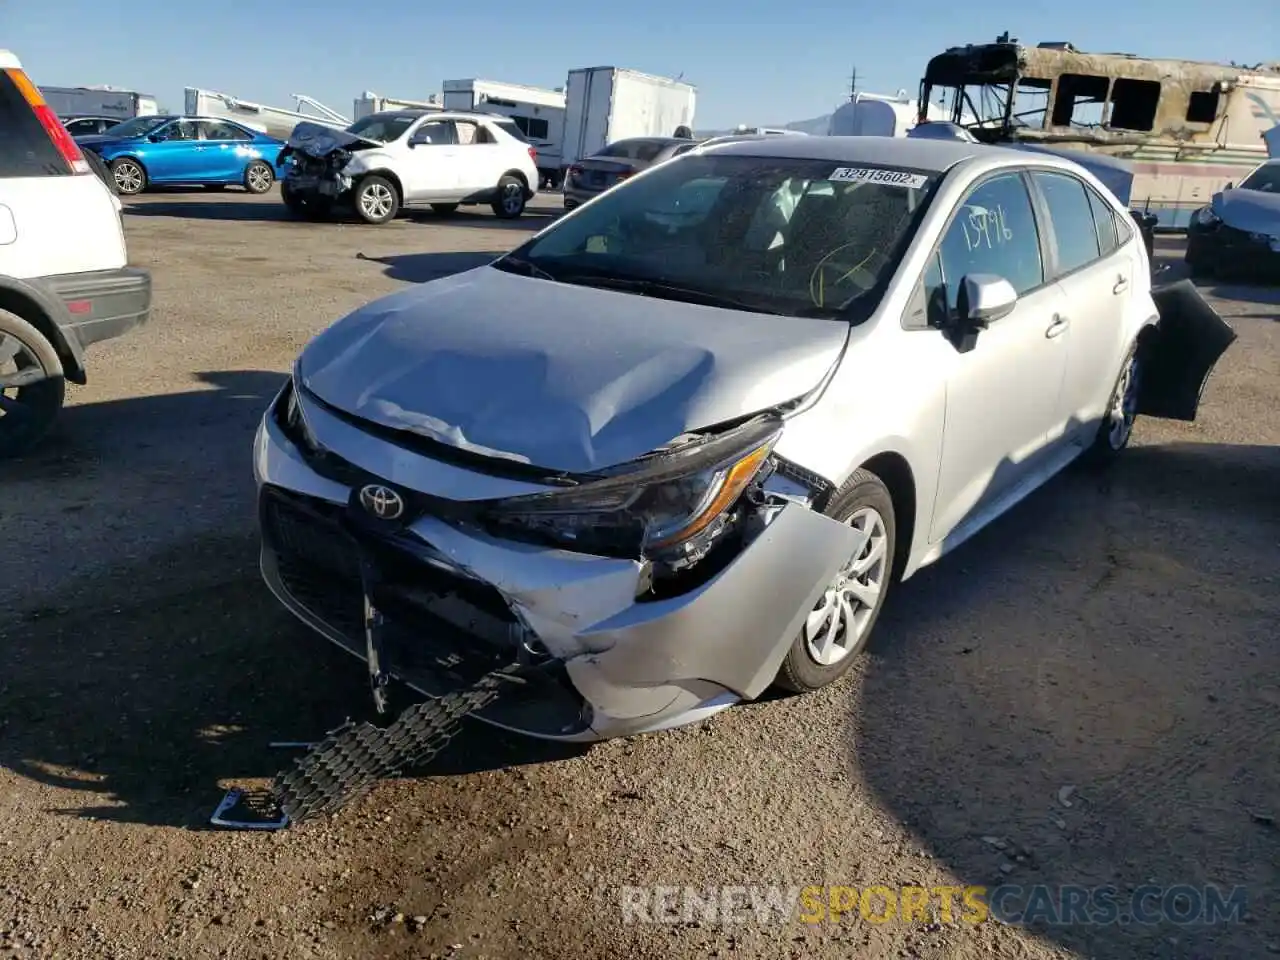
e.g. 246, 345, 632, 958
254, 136, 1236, 742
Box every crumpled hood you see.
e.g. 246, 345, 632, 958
297, 266, 850, 474
1213, 188, 1280, 236
285, 120, 380, 158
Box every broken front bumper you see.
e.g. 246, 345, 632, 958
252, 389, 859, 742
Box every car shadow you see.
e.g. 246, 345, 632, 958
402, 207, 559, 231
854, 438, 1279, 959
0, 370, 585, 829
124, 199, 297, 223
355, 250, 505, 283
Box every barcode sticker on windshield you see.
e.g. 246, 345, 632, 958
829, 167, 929, 189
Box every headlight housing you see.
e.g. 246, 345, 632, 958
275, 376, 321, 454
1195, 206, 1221, 227
479, 414, 783, 562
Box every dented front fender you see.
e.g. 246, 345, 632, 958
1137, 279, 1238, 421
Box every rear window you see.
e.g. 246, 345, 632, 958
598, 139, 669, 162
493, 119, 529, 142
0, 72, 69, 177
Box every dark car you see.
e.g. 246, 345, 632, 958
63, 115, 125, 137
1185, 159, 1280, 282
563, 136, 698, 209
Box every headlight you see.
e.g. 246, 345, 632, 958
1195, 206, 1221, 227
480, 415, 783, 561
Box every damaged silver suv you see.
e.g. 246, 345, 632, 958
254, 135, 1235, 742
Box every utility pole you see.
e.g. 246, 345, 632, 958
849, 65, 858, 100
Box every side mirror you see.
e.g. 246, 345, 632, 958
146, 134, 161, 142
954, 274, 1018, 330
1224, 182, 1234, 190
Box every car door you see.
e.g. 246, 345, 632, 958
924, 170, 1072, 543
1028, 169, 1134, 445
401, 118, 460, 201
452, 119, 504, 196
197, 120, 256, 181
142, 119, 200, 182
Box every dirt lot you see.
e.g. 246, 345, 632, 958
1, 192, 1277, 960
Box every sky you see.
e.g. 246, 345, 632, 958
6, 0, 1275, 130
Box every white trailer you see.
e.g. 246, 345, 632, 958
441, 79, 566, 186
40, 86, 158, 120
353, 91, 443, 121
560, 67, 696, 173
183, 88, 348, 140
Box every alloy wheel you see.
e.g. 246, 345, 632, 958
803, 507, 889, 666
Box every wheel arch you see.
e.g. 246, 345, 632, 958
857, 450, 916, 583
0, 279, 84, 383
502, 168, 531, 194
359, 168, 403, 199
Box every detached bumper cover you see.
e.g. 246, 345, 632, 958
253, 400, 860, 741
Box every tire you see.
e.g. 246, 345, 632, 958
109, 157, 147, 195
773, 469, 897, 694
353, 175, 399, 224
431, 203, 459, 216
491, 175, 526, 219
0, 308, 67, 459
244, 160, 274, 195
1083, 341, 1142, 466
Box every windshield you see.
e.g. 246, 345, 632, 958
346, 114, 416, 142
1238, 163, 1280, 193
499, 153, 937, 319
102, 116, 169, 138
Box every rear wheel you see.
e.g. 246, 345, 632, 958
0, 309, 66, 459
244, 160, 274, 194
353, 175, 399, 224
1084, 343, 1142, 466
773, 469, 896, 693
110, 157, 147, 195
491, 175, 526, 219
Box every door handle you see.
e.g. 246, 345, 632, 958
1113, 275, 1129, 295
1045, 315, 1070, 339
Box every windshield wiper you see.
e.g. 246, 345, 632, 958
554, 273, 787, 314
493, 255, 558, 282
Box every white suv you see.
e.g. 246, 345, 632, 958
0, 50, 151, 458
279, 110, 541, 225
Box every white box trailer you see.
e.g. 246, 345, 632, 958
560, 67, 696, 172
353, 91, 443, 121
442, 79, 566, 186
41, 85, 158, 120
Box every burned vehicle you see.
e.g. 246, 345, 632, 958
917, 35, 1280, 228
277, 111, 540, 224
254, 136, 1235, 742
1185, 158, 1280, 280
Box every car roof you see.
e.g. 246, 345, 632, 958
700, 134, 1028, 174
0, 49, 20, 70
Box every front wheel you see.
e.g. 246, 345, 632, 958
491, 175, 526, 219
0, 308, 66, 459
353, 175, 399, 224
109, 157, 147, 195
244, 160, 274, 194
773, 469, 896, 694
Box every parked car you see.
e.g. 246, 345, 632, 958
1185, 158, 1280, 281
75, 115, 285, 195
277, 110, 540, 225
563, 136, 698, 209
0, 50, 150, 457
254, 135, 1235, 742
62, 114, 123, 137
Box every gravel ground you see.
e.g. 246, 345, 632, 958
1, 194, 1277, 960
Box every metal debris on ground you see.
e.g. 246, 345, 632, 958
208, 662, 532, 830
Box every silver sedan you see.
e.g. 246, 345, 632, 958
254, 135, 1235, 741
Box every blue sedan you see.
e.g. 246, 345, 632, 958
76, 115, 286, 195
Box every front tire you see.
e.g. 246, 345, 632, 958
244, 160, 274, 194
491, 175, 526, 219
109, 158, 147, 195
353, 175, 399, 224
773, 469, 896, 694
0, 308, 66, 459
1084, 343, 1142, 466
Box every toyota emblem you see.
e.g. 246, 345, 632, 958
358, 484, 405, 520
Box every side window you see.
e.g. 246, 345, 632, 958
937, 173, 1043, 311
1086, 187, 1119, 257
525, 117, 549, 139
202, 121, 253, 141
454, 121, 480, 145
412, 120, 454, 145
155, 120, 198, 141
1032, 171, 1102, 275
